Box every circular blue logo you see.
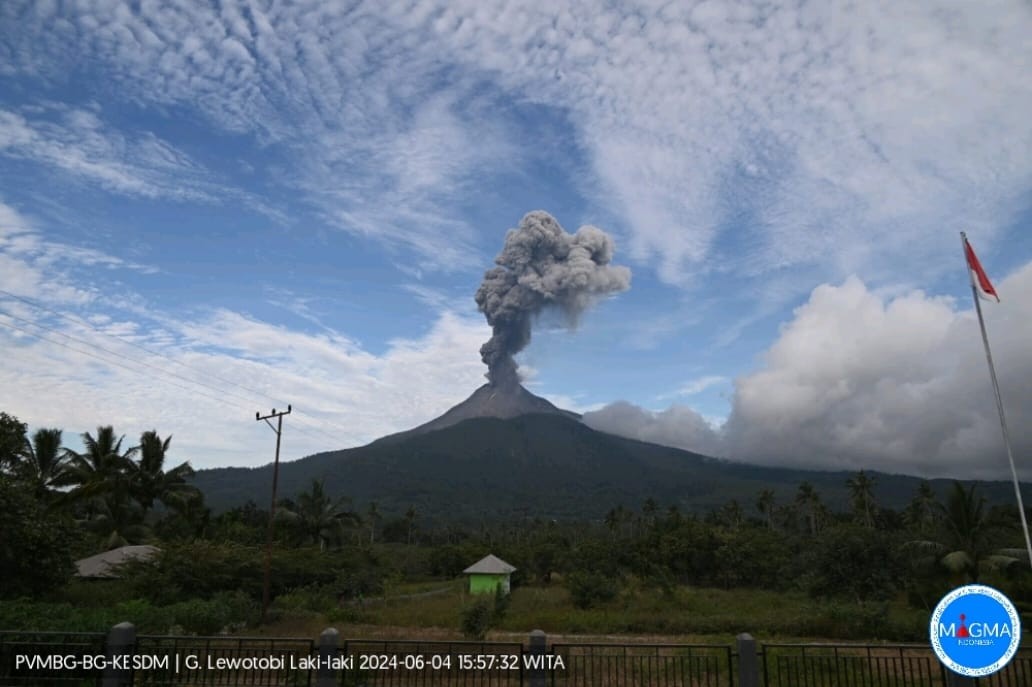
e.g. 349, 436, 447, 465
930, 584, 1021, 677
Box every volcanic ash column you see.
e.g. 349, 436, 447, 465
474, 211, 631, 389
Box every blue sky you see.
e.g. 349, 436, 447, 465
1, 1, 1031, 479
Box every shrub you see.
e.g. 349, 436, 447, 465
566, 571, 620, 609
460, 598, 493, 640
165, 591, 257, 635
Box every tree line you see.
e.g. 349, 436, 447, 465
2, 408, 1030, 620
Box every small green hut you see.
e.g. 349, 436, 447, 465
463, 554, 516, 595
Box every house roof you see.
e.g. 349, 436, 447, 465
75, 545, 160, 579
463, 554, 516, 575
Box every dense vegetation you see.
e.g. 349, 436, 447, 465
2, 410, 1031, 641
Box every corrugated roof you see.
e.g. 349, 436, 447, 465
74, 545, 160, 578
463, 554, 516, 574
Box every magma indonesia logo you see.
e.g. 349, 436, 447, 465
930, 585, 1021, 677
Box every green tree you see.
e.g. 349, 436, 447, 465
0, 474, 75, 597
907, 482, 1027, 583
18, 427, 68, 498
366, 501, 381, 544
717, 499, 744, 530
804, 523, 900, 604
566, 570, 620, 609
277, 479, 360, 551
903, 481, 939, 535
460, 598, 494, 640
0, 411, 28, 471
60, 426, 144, 548
642, 497, 659, 530
756, 489, 776, 530
847, 470, 878, 529
126, 431, 199, 513
405, 506, 418, 545
795, 481, 826, 536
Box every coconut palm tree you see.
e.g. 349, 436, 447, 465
720, 499, 744, 530
126, 431, 199, 514
906, 481, 1027, 582
756, 489, 776, 530
903, 481, 939, 535
847, 470, 878, 529
366, 501, 381, 544
19, 427, 68, 499
404, 506, 418, 545
795, 481, 826, 536
60, 426, 137, 509
277, 479, 360, 551
59, 426, 143, 548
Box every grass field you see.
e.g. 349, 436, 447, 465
261, 580, 930, 644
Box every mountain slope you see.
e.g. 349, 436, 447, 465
190, 412, 1025, 521
372, 383, 579, 444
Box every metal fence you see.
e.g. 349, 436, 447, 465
3, 625, 1028, 687
762, 643, 947, 687
760, 643, 1032, 687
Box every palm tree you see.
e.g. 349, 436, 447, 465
903, 481, 939, 535
756, 489, 776, 530
127, 431, 199, 513
277, 479, 360, 551
19, 428, 68, 498
720, 500, 744, 530
60, 426, 137, 509
404, 506, 417, 545
907, 482, 1027, 582
642, 498, 659, 529
847, 470, 878, 529
59, 426, 142, 548
367, 501, 381, 544
795, 481, 826, 536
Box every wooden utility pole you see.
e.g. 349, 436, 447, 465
256, 404, 291, 623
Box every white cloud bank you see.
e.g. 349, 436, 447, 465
585, 263, 1032, 480
0, 201, 492, 470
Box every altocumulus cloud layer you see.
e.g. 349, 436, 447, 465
2, 1, 1029, 286
584, 263, 1032, 480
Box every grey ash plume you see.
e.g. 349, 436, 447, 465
474, 211, 631, 388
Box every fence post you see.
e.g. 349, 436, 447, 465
102, 621, 136, 687
945, 670, 975, 687
528, 629, 547, 687
315, 628, 339, 687
736, 633, 759, 687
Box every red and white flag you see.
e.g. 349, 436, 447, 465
964, 236, 1000, 302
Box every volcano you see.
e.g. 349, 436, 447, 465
373, 382, 580, 444
189, 384, 1028, 521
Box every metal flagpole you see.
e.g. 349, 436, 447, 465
961, 232, 1032, 567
